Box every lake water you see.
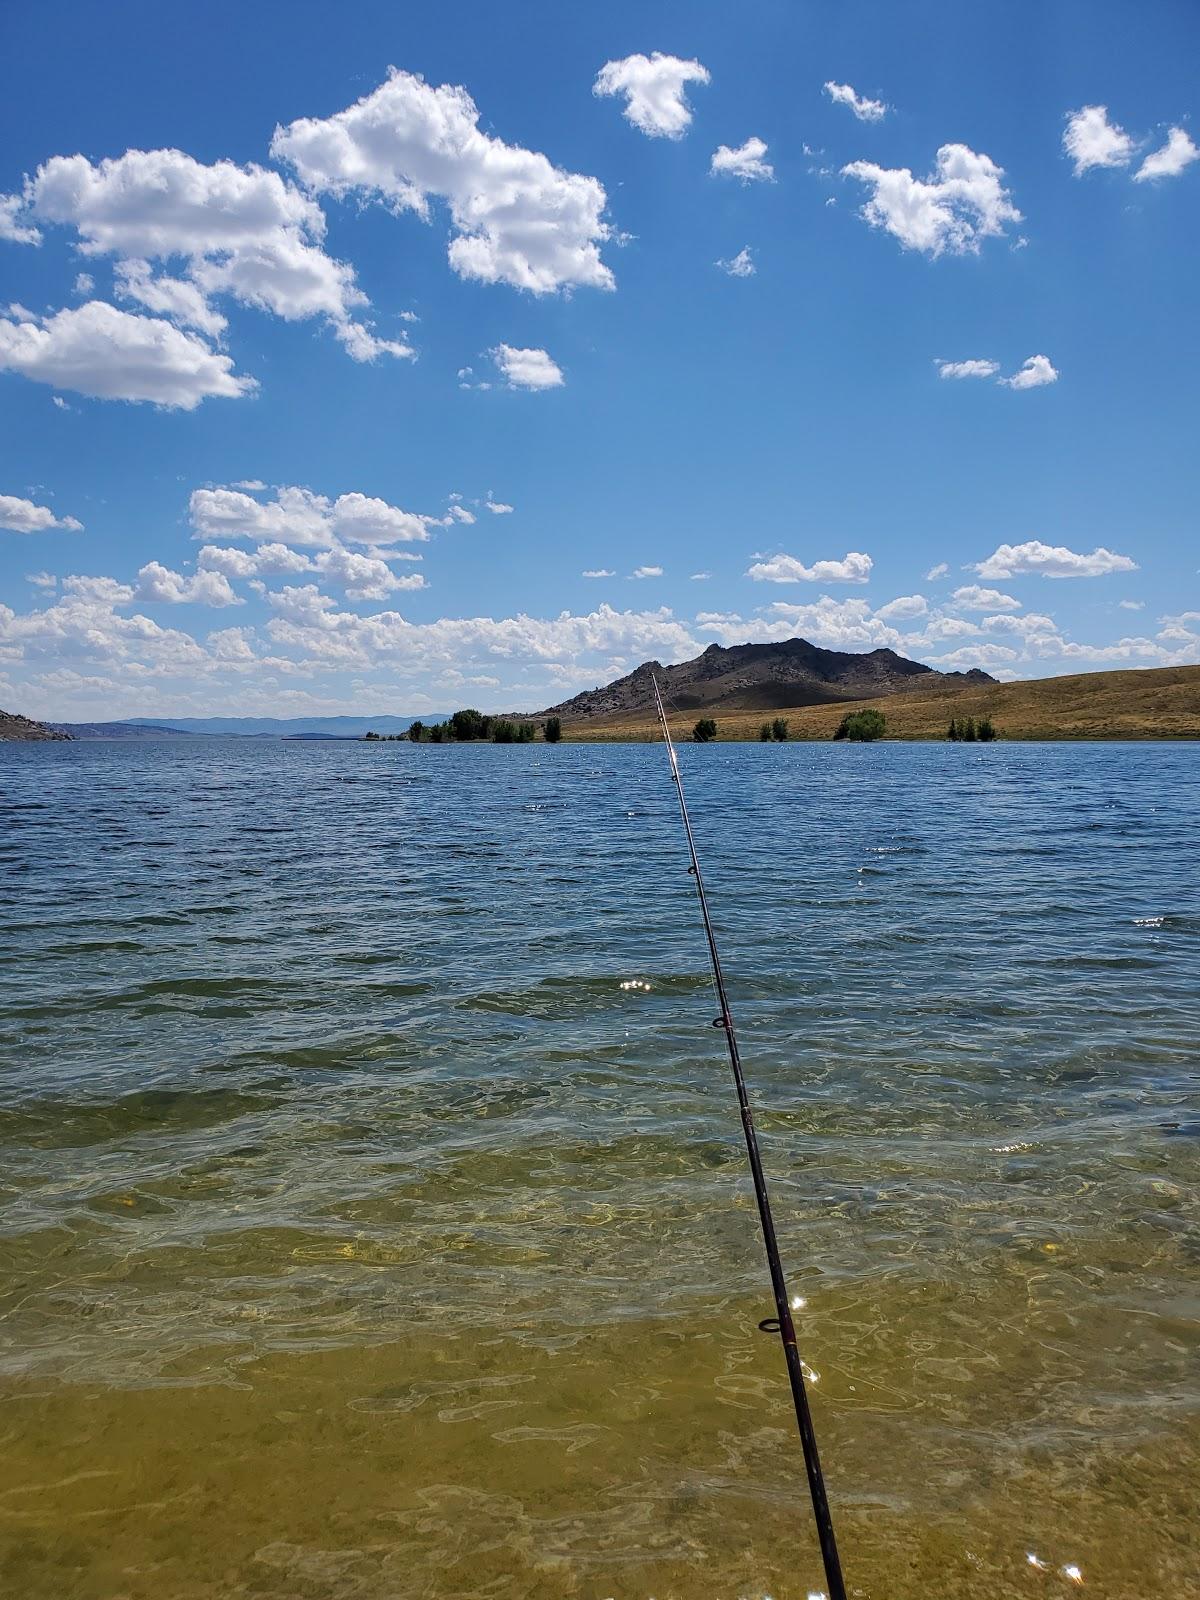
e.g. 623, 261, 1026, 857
1, 738, 1197, 1600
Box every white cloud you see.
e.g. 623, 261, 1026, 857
999, 354, 1058, 390
114, 259, 228, 338
189, 485, 431, 549
874, 594, 927, 621
448, 504, 476, 524
26, 571, 58, 588
485, 497, 514, 514
758, 595, 902, 650
1118, 599, 1144, 610
24, 148, 408, 363
582, 568, 615, 578
0, 193, 40, 244
491, 344, 564, 390
1063, 106, 1134, 175
747, 550, 873, 584
232, 479, 266, 491
1134, 126, 1199, 183
929, 643, 1019, 668
716, 246, 755, 277
593, 53, 710, 139
925, 562, 949, 581
951, 584, 1021, 611
632, 565, 663, 578
974, 540, 1137, 579
133, 561, 242, 607
710, 137, 773, 183
73, 272, 93, 295
0, 493, 83, 533
938, 358, 999, 379
690, 571, 711, 580
272, 68, 613, 294
823, 82, 887, 122
0, 301, 254, 408
843, 143, 1021, 256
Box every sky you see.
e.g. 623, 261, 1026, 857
1, 0, 1197, 720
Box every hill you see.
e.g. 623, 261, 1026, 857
0, 709, 72, 741
541, 637, 993, 720
52, 721, 198, 739
563, 664, 1200, 741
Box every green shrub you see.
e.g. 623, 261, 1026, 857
759, 721, 772, 741
428, 724, 445, 743
491, 719, 518, 743
771, 717, 789, 742
962, 716, 977, 742
543, 716, 562, 744
692, 718, 718, 743
977, 716, 997, 742
833, 708, 886, 742
407, 720, 425, 743
450, 708, 491, 741
948, 719, 960, 741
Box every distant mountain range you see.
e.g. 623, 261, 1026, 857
542, 637, 994, 720
46, 714, 449, 739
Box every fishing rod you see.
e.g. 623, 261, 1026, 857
651, 677, 847, 1600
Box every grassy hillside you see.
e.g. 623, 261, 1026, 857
562, 665, 1200, 742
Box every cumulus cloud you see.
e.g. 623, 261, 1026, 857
716, 246, 755, 277
0, 301, 254, 408
843, 143, 1021, 255
593, 53, 710, 139
874, 594, 927, 621
925, 562, 949, 581
951, 584, 1021, 611
747, 550, 873, 584
1134, 126, 1199, 183
114, 259, 228, 338
974, 540, 1137, 579
582, 568, 615, 578
133, 561, 242, 607
999, 354, 1058, 390
1063, 106, 1134, 175
273, 68, 613, 294
710, 137, 773, 183
22, 147, 408, 363
0, 492, 83, 533
197, 542, 423, 600
189, 485, 431, 549
1118, 599, 1144, 610
0, 193, 41, 244
631, 565, 663, 578
823, 82, 887, 122
938, 358, 999, 379
491, 344, 564, 390
485, 497, 514, 514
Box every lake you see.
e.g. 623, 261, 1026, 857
1, 738, 1197, 1599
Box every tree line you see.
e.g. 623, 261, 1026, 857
364, 711, 563, 744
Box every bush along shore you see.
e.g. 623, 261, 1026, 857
363, 710, 562, 744
947, 716, 997, 742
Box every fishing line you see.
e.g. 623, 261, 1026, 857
651, 675, 847, 1600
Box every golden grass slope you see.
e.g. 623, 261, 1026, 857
563, 665, 1200, 742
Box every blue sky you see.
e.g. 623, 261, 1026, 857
1, 0, 1197, 718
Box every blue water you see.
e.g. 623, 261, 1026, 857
1, 738, 1197, 1599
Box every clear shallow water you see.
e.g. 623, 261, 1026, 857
0, 738, 1197, 1600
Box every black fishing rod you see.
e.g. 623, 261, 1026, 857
651, 677, 847, 1600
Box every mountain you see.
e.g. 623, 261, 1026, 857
52, 721, 198, 739
541, 637, 994, 720
0, 708, 72, 741
114, 714, 449, 737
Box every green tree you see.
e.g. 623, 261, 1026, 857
363, 730, 379, 740
948, 719, 959, 741
450, 708, 492, 741
543, 716, 562, 744
833, 708, 887, 742
759, 721, 773, 741
962, 716, 977, 742
491, 719, 517, 743
407, 720, 425, 743
692, 717, 718, 743
428, 724, 445, 743
977, 716, 997, 742
771, 717, 789, 742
